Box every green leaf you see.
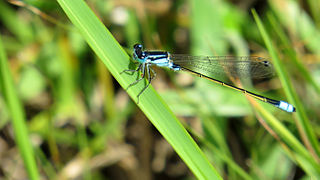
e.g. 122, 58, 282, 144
252, 9, 320, 177
0, 34, 39, 179
56, 0, 221, 179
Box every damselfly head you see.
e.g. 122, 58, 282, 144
133, 43, 143, 50
133, 44, 144, 61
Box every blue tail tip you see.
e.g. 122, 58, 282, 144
279, 101, 295, 113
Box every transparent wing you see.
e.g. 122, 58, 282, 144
171, 54, 275, 80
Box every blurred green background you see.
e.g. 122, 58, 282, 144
0, 0, 320, 179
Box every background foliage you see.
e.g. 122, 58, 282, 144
0, 0, 319, 179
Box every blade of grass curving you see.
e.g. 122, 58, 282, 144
0, 35, 39, 179
252, 9, 320, 160
269, 0, 320, 58
255, 103, 320, 176
193, 120, 252, 180
0, 1, 33, 43
267, 12, 320, 95
56, 0, 221, 179
306, 0, 320, 27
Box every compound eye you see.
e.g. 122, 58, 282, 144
133, 44, 143, 59
133, 43, 143, 49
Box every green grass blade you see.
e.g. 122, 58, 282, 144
256, 104, 320, 176
267, 12, 320, 95
252, 8, 320, 161
269, 0, 320, 55
190, 121, 253, 180
0, 35, 39, 179
306, 0, 320, 27
56, 0, 221, 179
0, 1, 33, 43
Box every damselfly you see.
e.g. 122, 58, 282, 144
122, 44, 295, 113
